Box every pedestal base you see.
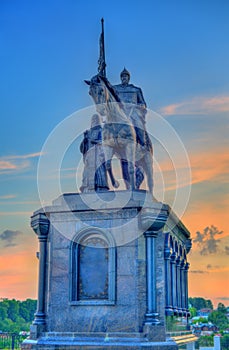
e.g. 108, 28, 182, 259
22, 332, 178, 349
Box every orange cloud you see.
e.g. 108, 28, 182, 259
160, 95, 229, 115
0, 160, 18, 170
6, 152, 43, 160
153, 147, 229, 193
190, 151, 229, 185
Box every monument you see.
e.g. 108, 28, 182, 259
22, 20, 193, 349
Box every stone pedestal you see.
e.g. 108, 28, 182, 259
22, 190, 190, 349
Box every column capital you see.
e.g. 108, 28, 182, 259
31, 212, 50, 240
176, 255, 181, 266
144, 230, 158, 238
185, 262, 190, 270
185, 238, 192, 253
180, 258, 186, 269
170, 251, 177, 263
164, 246, 172, 259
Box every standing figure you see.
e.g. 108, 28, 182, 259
80, 114, 109, 192
113, 68, 147, 147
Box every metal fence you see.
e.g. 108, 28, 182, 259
0, 333, 26, 350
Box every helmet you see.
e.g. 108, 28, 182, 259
120, 67, 130, 78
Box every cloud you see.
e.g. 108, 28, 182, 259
190, 270, 208, 274
0, 211, 32, 216
193, 225, 223, 255
216, 297, 229, 301
6, 152, 43, 160
0, 200, 39, 205
206, 264, 223, 272
225, 246, 229, 255
160, 95, 229, 115
190, 151, 229, 186
0, 194, 17, 199
0, 161, 18, 170
0, 152, 42, 174
0, 230, 22, 247
152, 148, 229, 196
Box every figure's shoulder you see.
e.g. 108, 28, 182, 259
113, 83, 140, 90
129, 84, 142, 91
113, 84, 122, 89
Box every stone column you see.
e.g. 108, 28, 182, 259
144, 229, 160, 325
170, 252, 178, 315
180, 259, 186, 315
176, 256, 182, 316
30, 212, 50, 336
140, 208, 167, 327
184, 262, 190, 314
164, 247, 173, 316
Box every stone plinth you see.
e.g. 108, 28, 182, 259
22, 190, 190, 349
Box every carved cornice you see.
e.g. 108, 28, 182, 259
140, 207, 168, 234
31, 212, 50, 239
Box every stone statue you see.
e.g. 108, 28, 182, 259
83, 20, 154, 195
80, 114, 109, 192
113, 68, 147, 147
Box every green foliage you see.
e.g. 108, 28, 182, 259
166, 316, 187, 332
0, 298, 36, 333
208, 310, 229, 330
191, 317, 207, 324
217, 302, 227, 314
19, 299, 36, 322
166, 316, 177, 331
189, 307, 197, 318
198, 335, 214, 347
7, 299, 19, 322
0, 304, 7, 320
189, 297, 213, 310
221, 334, 229, 350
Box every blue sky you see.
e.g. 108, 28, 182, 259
0, 0, 228, 304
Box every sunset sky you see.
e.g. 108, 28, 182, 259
0, 0, 228, 308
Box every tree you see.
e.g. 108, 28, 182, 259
205, 299, 213, 310
217, 302, 227, 314
7, 299, 19, 322
0, 317, 15, 332
0, 298, 37, 332
0, 304, 7, 320
208, 311, 229, 330
221, 334, 229, 350
189, 307, 197, 318
189, 297, 213, 310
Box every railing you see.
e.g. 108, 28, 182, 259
0, 333, 26, 350
167, 330, 193, 337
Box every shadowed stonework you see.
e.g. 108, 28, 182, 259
22, 191, 191, 349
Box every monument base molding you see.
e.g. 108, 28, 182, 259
21, 331, 178, 349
